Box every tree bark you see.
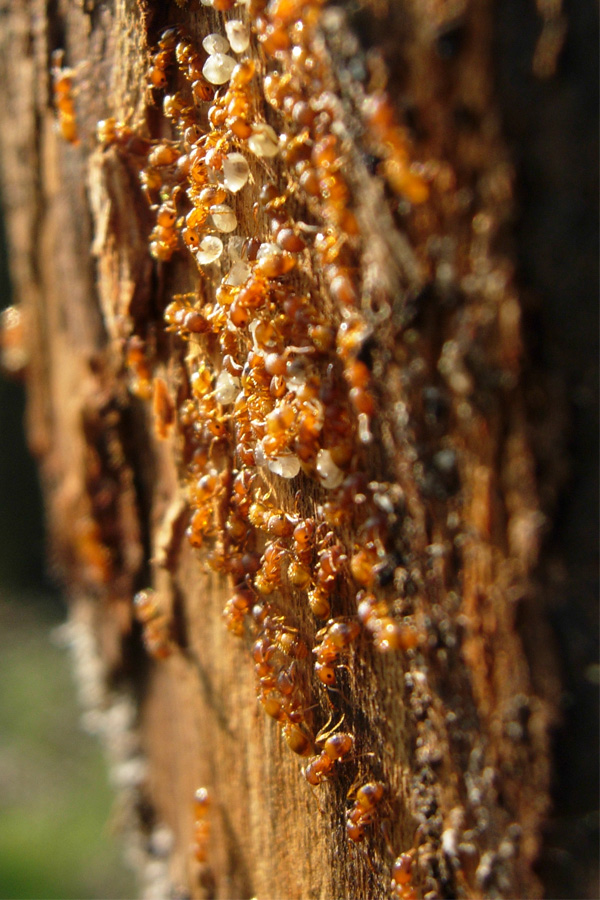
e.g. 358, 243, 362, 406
0, 1, 596, 899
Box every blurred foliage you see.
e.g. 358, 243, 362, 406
0, 596, 136, 900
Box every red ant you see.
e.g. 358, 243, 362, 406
303, 715, 355, 785
313, 618, 360, 686
346, 780, 385, 843
192, 787, 211, 863
391, 850, 418, 900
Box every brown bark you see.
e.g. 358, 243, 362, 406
0, 1, 596, 899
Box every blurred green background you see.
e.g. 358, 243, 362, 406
0, 212, 135, 899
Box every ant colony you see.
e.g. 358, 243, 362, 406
54, 0, 442, 895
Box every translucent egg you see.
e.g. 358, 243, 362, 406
226, 261, 251, 286
227, 236, 245, 261
268, 455, 301, 479
215, 370, 240, 405
246, 123, 279, 158
225, 20, 250, 53
210, 204, 238, 233
254, 442, 267, 467
202, 33, 230, 55
202, 53, 237, 85
222, 152, 250, 192
316, 449, 344, 489
195, 235, 224, 265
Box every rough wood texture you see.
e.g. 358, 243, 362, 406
0, 1, 597, 899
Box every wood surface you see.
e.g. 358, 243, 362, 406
0, 1, 596, 898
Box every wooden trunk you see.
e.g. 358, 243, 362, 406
0, 1, 596, 898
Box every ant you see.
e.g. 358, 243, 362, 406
51, 49, 79, 144
133, 588, 173, 660
192, 787, 211, 863
391, 850, 418, 900
313, 617, 360, 686
303, 715, 355, 786
346, 780, 385, 843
